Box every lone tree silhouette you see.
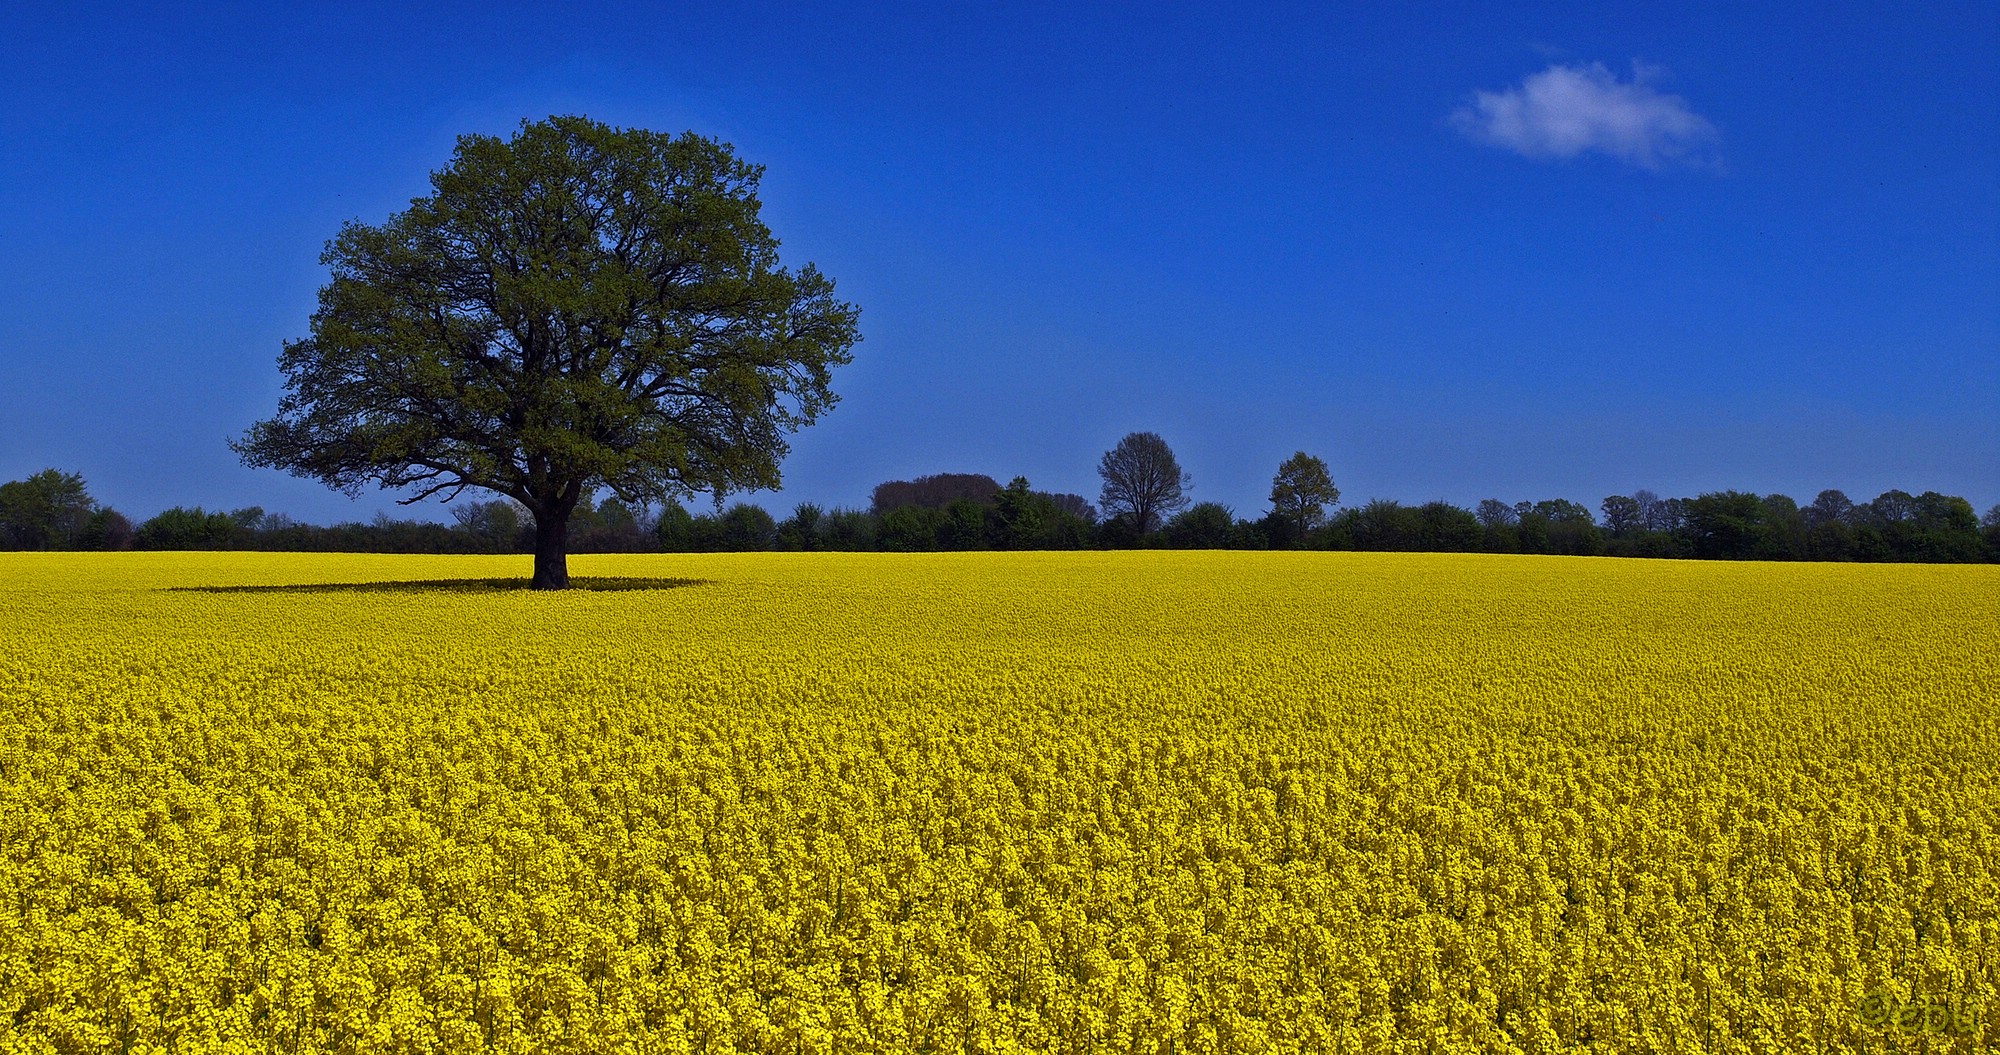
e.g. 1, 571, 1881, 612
1097, 431, 1191, 536
234, 116, 860, 588
1268, 451, 1339, 541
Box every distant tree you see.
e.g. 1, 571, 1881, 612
1229, 516, 1271, 550
1507, 502, 1546, 553
1906, 491, 1982, 562
1801, 491, 1858, 560
1757, 494, 1807, 560
1413, 501, 1483, 552
1842, 488, 1982, 563
1165, 502, 1236, 548
1984, 503, 2000, 531
134, 507, 240, 550
716, 503, 777, 551
987, 478, 1047, 550
231, 116, 860, 589
452, 498, 526, 551
1344, 499, 1421, 551
821, 508, 877, 550
654, 501, 699, 551
1307, 509, 1352, 550
778, 502, 826, 551
1805, 489, 1857, 528
1043, 493, 1097, 524
1093, 512, 1144, 549
1804, 517, 1857, 562
870, 474, 1001, 515
1023, 488, 1095, 549
1479, 523, 1520, 553
343, 512, 476, 554
0, 469, 96, 549
878, 505, 944, 551
1250, 509, 1295, 549
569, 494, 653, 553
1547, 521, 1604, 556
1097, 432, 1191, 536
596, 498, 640, 535
938, 498, 988, 550
77, 507, 135, 551
1267, 452, 1339, 543
1600, 495, 1642, 538
1633, 489, 1680, 533
1682, 491, 1766, 559
1474, 499, 1517, 529
1866, 489, 1918, 525
1527, 498, 1594, 524
1659, 497, 1689, 534
1510, 499, 1600, 555
1037, 510, 1093, 550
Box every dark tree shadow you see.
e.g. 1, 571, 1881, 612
171, 577, 710, 595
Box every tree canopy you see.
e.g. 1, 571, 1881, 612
233, 115, 860, 588
1268, 452, 1339, 539
0, 469, 95, 550
1097, 432, 1191, 536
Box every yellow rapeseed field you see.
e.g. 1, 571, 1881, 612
0, 551, 1994, 1054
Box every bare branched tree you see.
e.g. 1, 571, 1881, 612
1097, 432, 1191, 535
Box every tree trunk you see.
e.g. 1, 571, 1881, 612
531, 512, 570, 590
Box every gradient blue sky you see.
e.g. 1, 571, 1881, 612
3, 1, 1995, 524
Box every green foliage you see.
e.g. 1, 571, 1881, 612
1038, 512, 1093, 550
988, 478, 1044, 550
1522, 498, 1594, 524
777, 502, 826, 551
232, 115, 860, 587
1267, 451, 1339, 541
937, 498, 988, 551
1886, 491, 1984, 562
1509, 499, 1603, 555
1413, 500, 1484, 551
1093, 512, 1145, 549
821, 508, 877, 550
1599, 495, 1642, 537
1343, 499, 1417, 551
0, 469, 96, 550
1758, 493, 1809, 559
1165, 501, 1237, 548
654, 501, 702, 552
878, 505, 944, 552
980, 477, 1091, 550
716, 503, 778, 551
134, 507, 241, 550
76, 508, 134, 551
450, 498, 526, 551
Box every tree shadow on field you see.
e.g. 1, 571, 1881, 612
171, 577, 710, 595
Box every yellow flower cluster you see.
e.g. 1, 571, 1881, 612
0, 551, 1994, 1053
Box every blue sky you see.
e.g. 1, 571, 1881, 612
3, 1, 1995, 524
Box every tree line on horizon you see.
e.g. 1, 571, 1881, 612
6, 433, 1998, 564
178, 115, 1997, 587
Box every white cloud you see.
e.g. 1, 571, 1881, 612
1452, 62, 1720, 170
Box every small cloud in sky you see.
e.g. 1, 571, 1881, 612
1452, 62, 1720, 170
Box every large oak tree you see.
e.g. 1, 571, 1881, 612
234, 116, 860, 588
